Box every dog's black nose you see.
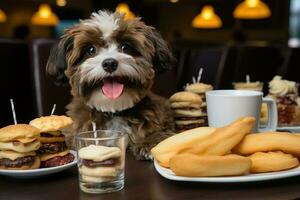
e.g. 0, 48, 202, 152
102, 58, 118, 73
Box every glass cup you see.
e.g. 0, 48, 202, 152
75, 130, 126, 194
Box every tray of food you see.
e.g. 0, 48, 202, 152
0, 115, 77, 178
151, 117, 300, 183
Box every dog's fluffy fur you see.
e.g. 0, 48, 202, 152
46, 11, 175, 160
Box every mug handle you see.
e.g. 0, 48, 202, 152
258, 97, 278, 132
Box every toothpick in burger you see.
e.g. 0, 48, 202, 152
30, 115, 74, 168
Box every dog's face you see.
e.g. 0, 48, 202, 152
47, 11, 174, 112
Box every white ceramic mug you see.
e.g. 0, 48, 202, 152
206, 90, 277, 132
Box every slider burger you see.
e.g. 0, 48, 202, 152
30, 115, 74, 167
0, 124, 41, 169
78, 145, 123, 182
169, 91, 206, 132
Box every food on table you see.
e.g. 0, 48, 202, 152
151, 127, 216, 168
0, 124, 41, 169
153, 117, 300, 177
169, 91, 206, 132
233, 132, 300, 156
185, 83, 213, 126
233, 81, 263, 91
268, 76, 300, 126
180, 117, 255, 156
185, 82, 213, 100
78, 145, 123, 182
30, 115, 74, 167
248, 151, 299, 173
170, 154, 251, 177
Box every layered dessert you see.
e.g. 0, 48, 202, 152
0, 124, 41, 169
233, 81, 263, 91
30, 115, 75, 167
78, 145, 123, 182
184, 83, 213, 128
268, 76, 300, 126
169, 91, 206, 132
185, 82, 213, 101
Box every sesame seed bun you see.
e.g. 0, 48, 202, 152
169, 92, 202, 105
0, 124, 40, 143
30, 115, 73, 132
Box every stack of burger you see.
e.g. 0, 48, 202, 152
29, 115, 75, 168
185, 83, 213, 126
0, 124, 41, 169
169, 91, 206, 132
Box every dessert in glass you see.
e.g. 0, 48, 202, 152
75, 130, 126, 193
268, 76, 300, 126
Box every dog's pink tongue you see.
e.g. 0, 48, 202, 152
102, 78, 124, 99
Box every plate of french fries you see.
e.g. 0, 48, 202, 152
151, 117, 300, 182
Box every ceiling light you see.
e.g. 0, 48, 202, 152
233, 0, 271, 19
192, 5, 222, 29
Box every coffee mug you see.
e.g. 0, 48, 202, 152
206, 90, 277, 132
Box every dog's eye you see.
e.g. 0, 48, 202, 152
87, 45, 96, 56
120, 43, 132, 54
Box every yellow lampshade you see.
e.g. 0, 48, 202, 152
116, 3, 135, 20
0, 9, 7, 23
31, 4, 59, 26
233, 0, 271, 19
56, 0, 67, 7
192, 5, 222, 29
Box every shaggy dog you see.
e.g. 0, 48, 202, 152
46, 11, 175, 160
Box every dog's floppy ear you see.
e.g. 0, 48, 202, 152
148, 30, 175, 74
46, 35, 74, 85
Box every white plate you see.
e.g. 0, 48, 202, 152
154, 160, 300, 183
277, 126, 300, 133
0, 150, 77, 178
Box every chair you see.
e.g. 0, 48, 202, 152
29, 39, 72, 117
281, 48, 300, 83
232, 44, 282, 93
215, 45, 238, 89
0, 39, 35, 127
178, 47, 224, 89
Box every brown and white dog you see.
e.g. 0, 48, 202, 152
46, 11, 175, 160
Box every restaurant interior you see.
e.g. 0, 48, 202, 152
0, 0, 299, 127
2, 0, 300, 199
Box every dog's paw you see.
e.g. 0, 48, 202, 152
131, 146, 153, 161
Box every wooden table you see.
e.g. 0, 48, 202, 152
1, 154, 300, 200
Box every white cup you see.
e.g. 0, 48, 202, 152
206, 90, 277, 132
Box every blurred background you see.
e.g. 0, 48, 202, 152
0, 0, 299, 126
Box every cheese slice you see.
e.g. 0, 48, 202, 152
0, 140, 40, 153
40, 150, 69, 161
0, 150, 36, 160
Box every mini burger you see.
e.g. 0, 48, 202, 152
0, 124, 41, 169
29, 115, 74, 167
169, 91, 207, 132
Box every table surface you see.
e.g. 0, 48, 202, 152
1, 154, 300, 200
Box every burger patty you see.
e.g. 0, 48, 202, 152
175, 116, 208, 121
41, 153, 74, 168
82, 159, 119, 168
37, 142, 67, 154
0, 156, 35, 168
40, 133, 64, 137
175, 122, 208, 131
